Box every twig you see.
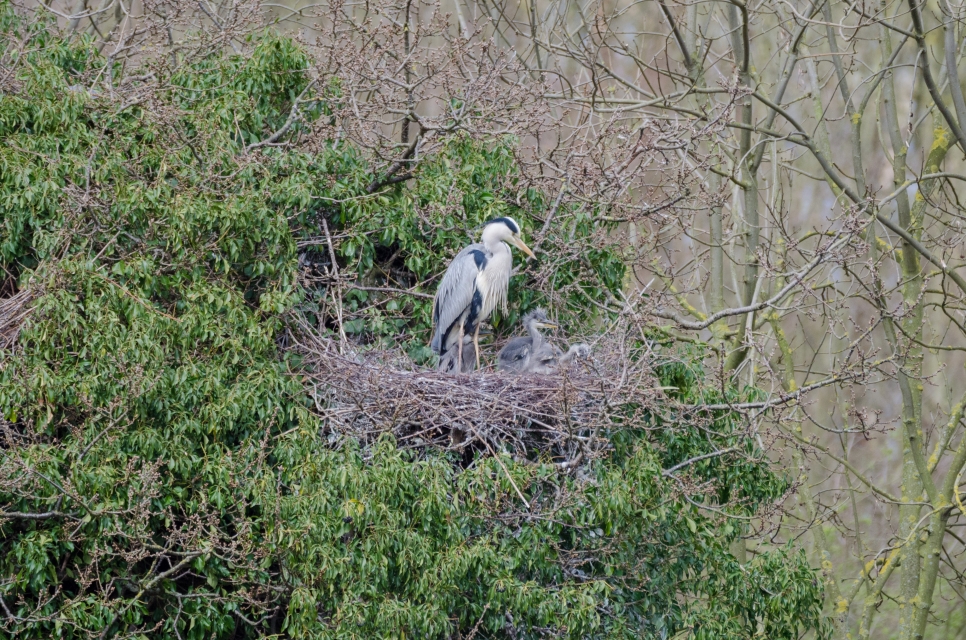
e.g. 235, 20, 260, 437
321, 218, 348, 351
662, 447, 737, 477
349, 285, 433, 300
471, 426, 531, 510
532, 176, 568, 253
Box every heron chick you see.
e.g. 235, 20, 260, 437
497, 308, 556, 374
437, 335, 474, 374
431, 217, 534, 372
498, 308, 590, 374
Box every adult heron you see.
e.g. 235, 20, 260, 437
431, 217, 534, 371
498, 308, 590, 374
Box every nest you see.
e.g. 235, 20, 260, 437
0, 286, 34, 351
293, 330, 663, 467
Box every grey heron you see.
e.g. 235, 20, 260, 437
431, 217, 534, 371
498, 308, 590, 374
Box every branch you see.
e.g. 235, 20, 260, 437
37, 0, 117, 22
848, 5, 915, 38
652, 231, 853, 330
944, 11, 966, 148
0, 510, 74, 520
728, 0, 750, 75
786, 429, 901, 504
873, 211, 966, 296
348, 285, 433, 300
366, 128, 422, 193
906, 0, 966, 155
245, 79, 318, 154
656, 0, 693, 71
99, 551, 204, 640
662, 448, 737, 477
751, 0, 827, 172
688, 372, 858, 411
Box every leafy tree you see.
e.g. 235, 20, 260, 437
0, 7, 827, 638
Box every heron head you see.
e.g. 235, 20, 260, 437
483, 217, 534, 258
522, 308, 557, 330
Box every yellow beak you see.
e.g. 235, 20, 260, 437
536, 321, 558, 330
511, 236, 535, 258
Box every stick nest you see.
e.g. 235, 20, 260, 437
293, 331, 664, 467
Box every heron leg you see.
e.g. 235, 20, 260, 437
473, 324, 481, 371
456, 324, 465, 373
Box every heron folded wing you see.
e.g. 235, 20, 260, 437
497, 336, 533, 372
431, 243, 487, 355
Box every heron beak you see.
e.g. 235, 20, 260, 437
537, 321, 558, 330
511, 236, 535, 258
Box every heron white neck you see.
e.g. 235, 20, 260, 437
481, 225, 511, 254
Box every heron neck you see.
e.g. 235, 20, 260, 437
527, 322, 544, 348
481, 226, 511, 256
483, 240, 510, 259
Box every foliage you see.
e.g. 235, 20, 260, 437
649, 347, 789, 515
0, 8, 827, 639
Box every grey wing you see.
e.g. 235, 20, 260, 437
431, 243, 486, 355
498, 336, 532, 373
